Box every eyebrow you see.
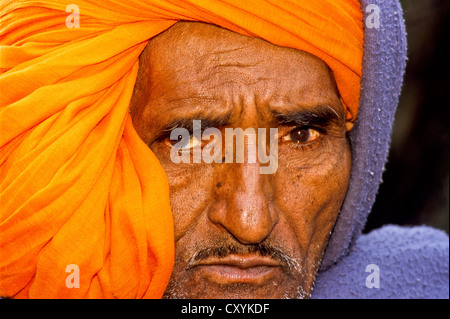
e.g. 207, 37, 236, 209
271, 105, 343, 132
154, 104, 343, 142
154, 113, 232, 141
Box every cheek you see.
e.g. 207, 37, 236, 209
152, 147, 216, 240
274, 139, 351, 254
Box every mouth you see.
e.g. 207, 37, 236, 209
188, 254, 285, 285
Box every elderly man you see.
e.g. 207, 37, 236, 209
0, 0, 448, 299
130, 21, 352, 298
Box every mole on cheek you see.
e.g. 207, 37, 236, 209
216, 182, 222, 188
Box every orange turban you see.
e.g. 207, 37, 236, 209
0, 1, 363, 298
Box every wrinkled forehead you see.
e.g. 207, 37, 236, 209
131, 21, 344, 128
143, 22, 338, 88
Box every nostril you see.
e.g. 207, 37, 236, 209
225, 208, 277, 244
220, 193, 278, 244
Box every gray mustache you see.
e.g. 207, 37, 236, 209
188, 243, 299, 271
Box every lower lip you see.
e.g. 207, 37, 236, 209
195, 265, 282, 285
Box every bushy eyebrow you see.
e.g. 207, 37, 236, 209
271, 105, 344, 132
153, 113, 231, 142
154, 104, 342, 142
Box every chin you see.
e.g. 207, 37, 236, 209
162, 268, 311, 299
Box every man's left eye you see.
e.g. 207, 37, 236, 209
282, 127, 321, 144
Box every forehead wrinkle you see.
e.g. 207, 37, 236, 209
143, 21, 344, 132
153, 88, 234, 121
201, 52, 270, 87
161, 98, 230, 120
261, 85, 345, 118
208, 47, 271, 69
208, 45, 249, 58
207, 45, 274, 75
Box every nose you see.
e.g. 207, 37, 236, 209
209, 162, 279, 244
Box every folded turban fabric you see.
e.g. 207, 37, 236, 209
0, 0, 363, 298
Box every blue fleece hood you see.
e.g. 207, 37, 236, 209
320, 0, 407, 270
313, 0, 449, 299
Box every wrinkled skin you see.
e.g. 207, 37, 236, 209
130, 22, 351, 299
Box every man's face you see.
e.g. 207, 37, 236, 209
130, 22, 351, 299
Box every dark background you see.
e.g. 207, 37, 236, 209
364, 0, 449, 234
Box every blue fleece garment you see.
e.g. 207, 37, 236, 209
313, 0, 449, 298
312, 225, 449, 298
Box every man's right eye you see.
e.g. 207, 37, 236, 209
164, 134, 202, 150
